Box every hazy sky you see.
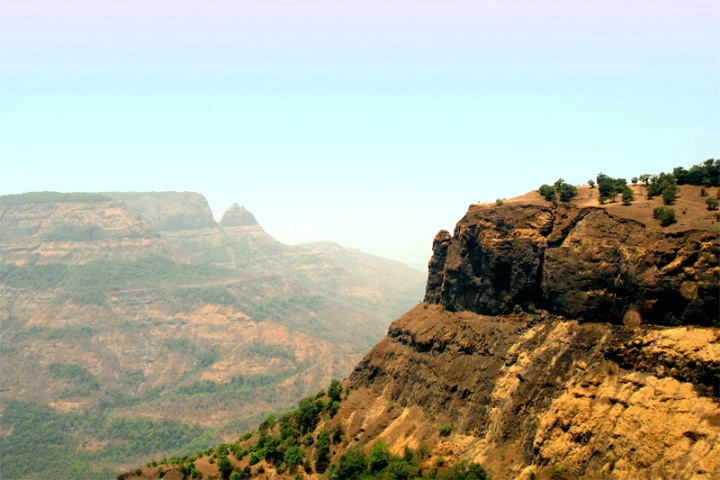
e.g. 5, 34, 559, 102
1, 0, 718, 269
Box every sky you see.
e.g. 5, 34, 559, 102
1, 0, 718, 270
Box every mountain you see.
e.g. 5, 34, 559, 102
129, 179, 719, 480
0, 191, 425, 479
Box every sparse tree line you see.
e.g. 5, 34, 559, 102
538, 159, 719, 226
128, 379, 491, 480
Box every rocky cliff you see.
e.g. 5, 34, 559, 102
426, 190, 719, 327
341, 185, 720, 479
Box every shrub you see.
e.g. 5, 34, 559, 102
328, 379, 343, 403
539, 184, 556, 201
284, 445, 304, 470
662, 187, 677, 205
337, 448, 367, 479
248, 451, 261, 466
369, 443, 390, 472
622, 187, 634, 205
331, 424, 344, 444
314, 430, 331, 473
438, 425, 452, 437
495, 198, 504, 206
217, 455, 233, 480
707, 198, 719, 211
653, 206, 676, 226
701, 188, 708, 196
554, 178, 577, 202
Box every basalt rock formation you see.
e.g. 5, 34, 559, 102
426, 201, 719, 327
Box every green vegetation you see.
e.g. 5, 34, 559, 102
672, 159, 720, 187
131, 379, 493, 480
0, 191, 115, 205
48, 362, 100, 394
645, 172, 678, 205
621, 187, 634, 205
0, 256, 234, 291
0, 400, 210, 480
706, 197, 719, 211
0, 263, 69, 289
538, 179, 577, 203
653, 206, 677, 226
174, 286, 241, 310
64, 255, 234, 291
596, 173, 628, 203
439, 424, 453, 437
246, 295, 326, 322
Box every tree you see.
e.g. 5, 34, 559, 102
328, 379, 342, 403
314, 430, 331, 473
217, 455, 233, 480
554, 178, 577, 202
654, 206, 676, 226
588, 179, 596, 188
622, 187, 634, 205
337, 448, 367, 479
539, 184, 556, 201
631, 177, 638, 184
369, 443, 390, 473
662, 186, 677, 205
284, 446, 304, 470
707, 198, 719, 211
647, 172, 676, 200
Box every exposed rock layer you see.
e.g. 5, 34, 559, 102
345, 304, 720, 480
426, 203, 719, 326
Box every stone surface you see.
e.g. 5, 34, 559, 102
427, 202, 719, 326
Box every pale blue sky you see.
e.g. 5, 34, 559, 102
1, 0, 718, 269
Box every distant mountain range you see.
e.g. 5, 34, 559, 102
0, 191, 425, 479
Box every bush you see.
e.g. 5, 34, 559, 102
707, 198, 719, 211
328, 379, 343, 403
248, 451, 261, 466
662, 187, 677, 205
314, 431, 331, 473
369, 443, 390, 472
336, 448, 367, 479
554, 178, 577, 202
653, 206, 676, 226
284, 445, 304, 470
438, 425, 452, 437
539, 184, 556, 201
622, 187, 634, 205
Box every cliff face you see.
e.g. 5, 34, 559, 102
0, 200, 169, 264
426, 202, 719, 327
338, 188, 720, 480
345, 305, 720, 480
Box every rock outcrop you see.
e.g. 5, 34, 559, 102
426, 202, 719, 327
344, 304, 720, 479
220, 203, 259, 227
107, 191, 217, 231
